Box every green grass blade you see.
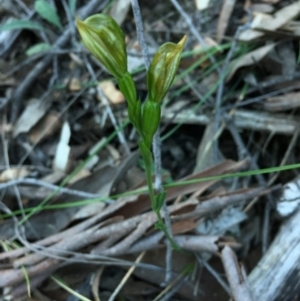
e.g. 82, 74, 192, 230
3, 162, 299, 219
0, 20, 46, 32
68, 0, 77, 16
35, 0, 63, 30
26, 42, 51, 56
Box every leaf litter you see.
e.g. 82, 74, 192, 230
0, 0, 300, 300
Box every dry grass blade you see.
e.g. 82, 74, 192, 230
108, 251, 145, 301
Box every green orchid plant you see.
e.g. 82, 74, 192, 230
77, 14, 186, 247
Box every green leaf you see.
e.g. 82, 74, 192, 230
35, 0, 63, 30
152, 190, 165, 212
117, 72, 137, 107
156, 191, 166, 211
26, 42, 51, 56
68, 0, 77, 16
0, 20, 46, 32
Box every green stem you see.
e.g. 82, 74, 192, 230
143, 149, 156, 205
142, 148, 179, 250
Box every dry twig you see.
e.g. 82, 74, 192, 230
221, 246, 254, 301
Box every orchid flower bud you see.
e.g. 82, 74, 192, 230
76, 14, 127, 78
141, 101, 161, 148
147, 35, 186, 103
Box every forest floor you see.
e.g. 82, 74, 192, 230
1, 0, 300, 300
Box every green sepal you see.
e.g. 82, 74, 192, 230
127, 99, 142, 137
141, 100, 161, 148
76, 14, 127, 78
127, 102, 136, 128
147, 35, 186, 104
117, 71, 137, 107
134, 99, 142, 134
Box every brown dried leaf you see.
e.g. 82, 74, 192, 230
41, 170, 65, 183
239, 1, 300, 41
252, 3, 274, 14
70, 151, 140, 221
13, 99, 50, 138
172, 219, 197, 235
264, 92, 300, 112
28, 113, 61, 144
68, 77, 81, 91
194, 121, 225, 172
115, 160, 248, 219
68, 167, 91, 185
256, 1, 300, 31
217, 0, 237, 42
0, 168, 29, 182
166, 160, 248, 200
227, 43, 275, 80
98, 80, 125, 105
0, 153, 140, 240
